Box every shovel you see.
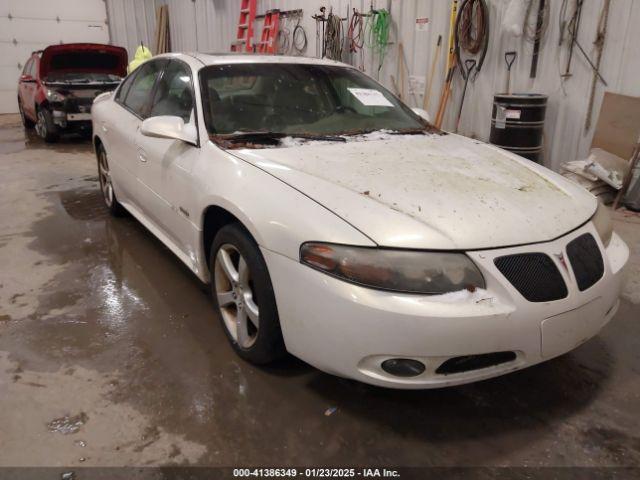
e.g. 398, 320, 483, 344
455, 59, 477, 133
505, 51, 517, 94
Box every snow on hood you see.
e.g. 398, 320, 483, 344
230, 133, 597, 250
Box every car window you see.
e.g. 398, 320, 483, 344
148, 60, 193, 123
115, 70, 138, 103
122, 60, 163, 118
22, 59, 33, 76
29, 59, 37, 77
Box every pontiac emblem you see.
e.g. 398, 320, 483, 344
554, 252, 569, 272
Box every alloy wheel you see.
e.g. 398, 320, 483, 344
98, 149, 114, 207
214, 244, 260, 349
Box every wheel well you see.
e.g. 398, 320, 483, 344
93, 135, 103, 153
35, 101, 49, 112
202, 206, 243, 270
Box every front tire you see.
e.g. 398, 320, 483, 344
210, 224, 286, 364
96, 144, 126, 216
35, 107, 60, 143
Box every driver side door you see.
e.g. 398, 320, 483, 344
134, 59, 200, 260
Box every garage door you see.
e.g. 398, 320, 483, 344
0, 0, 109, 113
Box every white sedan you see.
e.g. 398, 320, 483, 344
91, 53, 629, 388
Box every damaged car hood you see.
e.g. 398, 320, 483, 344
230, 133, 597, 250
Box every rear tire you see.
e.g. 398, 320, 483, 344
210, 224, 286, 364
96, 144, 126, 216
35, 107, 60, 143
18, 99, 35, 129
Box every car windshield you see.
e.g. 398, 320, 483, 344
199, 63, 431, 139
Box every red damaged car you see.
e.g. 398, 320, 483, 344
17, 43, 128, 142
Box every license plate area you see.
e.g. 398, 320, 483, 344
540, 297, 606, 358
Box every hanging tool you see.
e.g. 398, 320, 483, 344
455, 59, 477, 133
435, 0, 459, 129
528, 0, 547, 78
504, 51, 517, 94
423, 35, 442, 111
397, 43, 406, 101
394, 43, 418, 106
560, 0, 583, 78
558, 0, 606, 85
444, 0, 459, 73
435, 61, 456, 129
585, 0, 611, 131
390, 75, 401, 98
454, 0, 489, 81
312, 7, 327, 58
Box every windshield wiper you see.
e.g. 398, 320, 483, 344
214, 131, 346, 144
387, 128, 428, 135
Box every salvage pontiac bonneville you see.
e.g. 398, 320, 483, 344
91, 53, 629, 388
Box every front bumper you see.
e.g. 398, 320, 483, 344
52, 110, 92, 131
264, 223, 628, 389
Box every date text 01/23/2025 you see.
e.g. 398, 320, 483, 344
233, 468, 401, 478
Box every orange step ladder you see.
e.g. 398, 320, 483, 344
257, 10, 280, 54
231, 0, 256, 52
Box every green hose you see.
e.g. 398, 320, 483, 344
365, 9, 390, 70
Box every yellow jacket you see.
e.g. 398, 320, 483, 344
127, 45, 153, 74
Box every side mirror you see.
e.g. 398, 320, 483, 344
20, 74, 36, 83
412, 108, 431, 123
140, 116, 197, 145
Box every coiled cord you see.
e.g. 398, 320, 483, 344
276, 14, 307, 56
292, 19, 307, 55
348, 10, 364, 53
324, 11, 343, 60
454, 0, 489, 80
365, 9, 390, 71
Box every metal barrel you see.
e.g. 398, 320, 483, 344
489, 93, 547, 163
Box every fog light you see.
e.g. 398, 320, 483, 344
381, 358, 425, 377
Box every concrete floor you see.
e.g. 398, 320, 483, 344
1, 113, 640, 468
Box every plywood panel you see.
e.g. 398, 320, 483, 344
591, 92, 640, 160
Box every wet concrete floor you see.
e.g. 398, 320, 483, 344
1, 114, 640, 467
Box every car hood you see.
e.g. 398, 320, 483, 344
40, 43, 128, 79
230, 133, 597, 250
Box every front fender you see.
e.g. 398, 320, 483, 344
194, 143, 375, 262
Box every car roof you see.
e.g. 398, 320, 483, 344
157, 52, 355, 69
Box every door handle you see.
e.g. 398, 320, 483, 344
138, 147, 147, 163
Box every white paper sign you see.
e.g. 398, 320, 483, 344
415, 17, 429, 32
348, 88, 394, 107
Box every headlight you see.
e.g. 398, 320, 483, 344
592, 202, 613, 247
46, 89, 65, 102
300, 242, 485, 294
